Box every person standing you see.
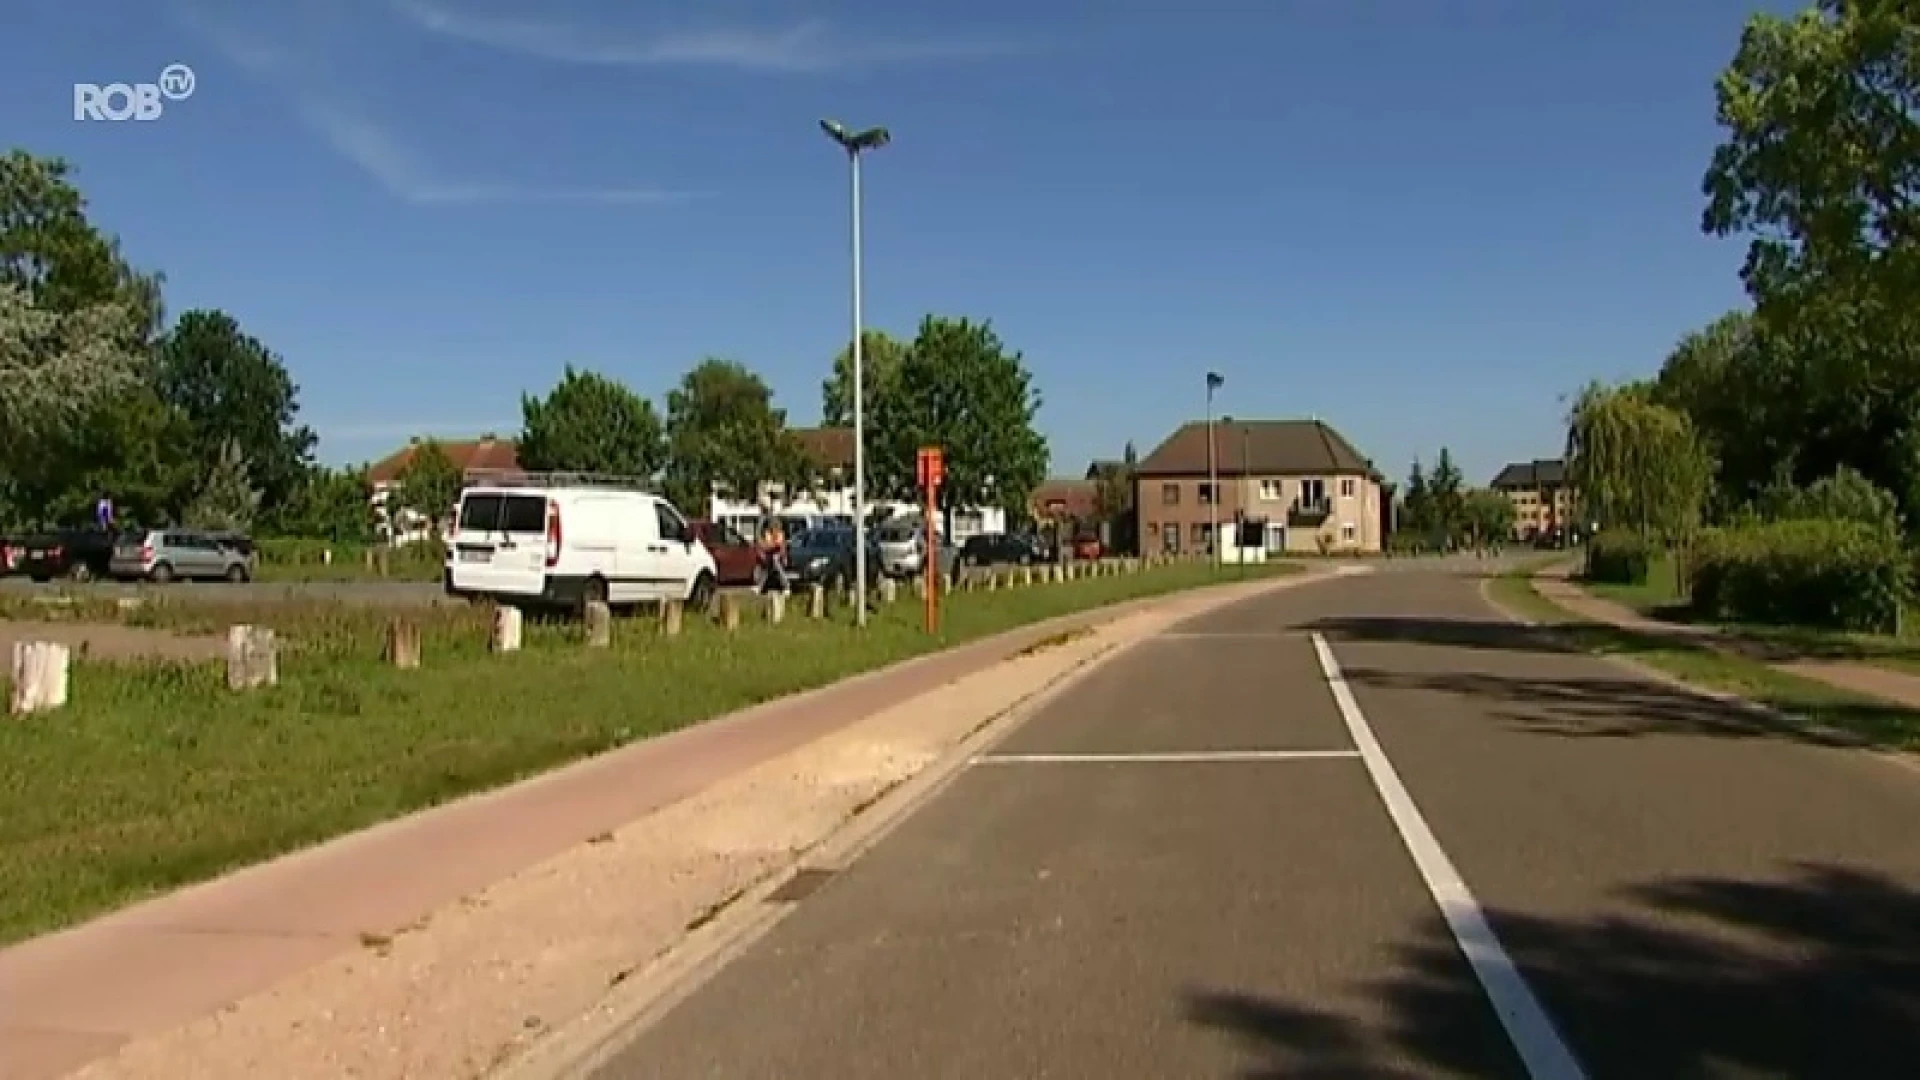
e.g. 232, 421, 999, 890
758, 518, 789, 593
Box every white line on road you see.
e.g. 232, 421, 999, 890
1309, 632, 1588, 1080
971, 749, 1361, 765
1154, 631, 1302, 640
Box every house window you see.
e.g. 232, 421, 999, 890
1161, 482, 1180, 506
1161, 523, 1180, 553
1191, 522, 1212, 549
1265, 523, 1286, 552
1340, 522, 1357, 544
1339, 477, 1356, 499
1198, 482, 1215, 505
1259, 479, 1282, 501
1300, 478, 1326, 507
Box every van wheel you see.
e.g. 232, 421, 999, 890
149, 562, 174, 584
225, 564, 249, 583
688, 572, 716, 612
581, 575, 610, 614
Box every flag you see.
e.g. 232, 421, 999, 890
1206, 371, 1225, 390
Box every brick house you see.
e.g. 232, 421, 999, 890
366, 435, 523, 544
1136, 419, 1385, 556
1489, 458, 1571, 540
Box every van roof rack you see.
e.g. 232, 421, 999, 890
470, 471, 658, 493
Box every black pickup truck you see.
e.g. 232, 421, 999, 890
15, 528, 118, 582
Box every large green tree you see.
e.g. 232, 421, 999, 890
821, 330, 907, 428
0, 151, 163, 342
10, 383, 196, 528
156, 309, 316, 519
663, 358, 803, 514
276, 464, 375, 541
517, 365, 664, 477
1701, 0, 1920, 521
870, 316, 1049, 528
1565, 381, 1714, 543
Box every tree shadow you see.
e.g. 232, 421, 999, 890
1334, 664, 1874, 748
1183, 863, 1920, 1079
1304, 615, 1585, 655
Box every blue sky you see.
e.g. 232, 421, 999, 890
5, 0, 1788, 487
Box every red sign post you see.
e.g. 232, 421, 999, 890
916, 446, 944, 634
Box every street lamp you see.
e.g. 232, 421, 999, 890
820, 118, 891, 627
1205, 371, 1224, 567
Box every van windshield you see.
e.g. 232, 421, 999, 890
460, 493, 546, 533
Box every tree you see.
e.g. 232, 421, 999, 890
391, 439, 463, 528
0, 282, 142, 474
1401, 459, 1432, 535
517, 365, 664, 477
0, 151, 163, 341
1460, 489, 1517, 546
277, 465, 375, 541
12, 384, 197, 529
662, 358, 804, 514
821, 330, 907, 428
1429, 449, 1465, 538
182, 438, 261, 533
869, 316, 1049, 531
156, 309, 317, 519
1760, 465, 1903, 534
1565, 381, 1714, 544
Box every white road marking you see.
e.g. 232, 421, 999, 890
972, 749, 1360, 765
1309, 632, 1588, 1080
1154, 631, 1301, 640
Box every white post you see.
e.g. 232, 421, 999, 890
9, 641, 71, 714
850, 150, 869, 629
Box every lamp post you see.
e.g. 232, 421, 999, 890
821, 118, 891, 627
1205, 371, 1224, 566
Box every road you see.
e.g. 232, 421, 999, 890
590, 566, 1920, 1079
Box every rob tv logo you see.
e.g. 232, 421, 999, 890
73, 64, 195, 122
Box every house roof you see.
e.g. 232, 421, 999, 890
791, 426, 854, 471
368, 436, 522, 486
1490, 459, 1567, 489
1030, 478, 1097, 521
1137, 419, 1377, 478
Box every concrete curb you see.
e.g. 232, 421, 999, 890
498, 566, 1348, 1080
1476, 575, 1920, 775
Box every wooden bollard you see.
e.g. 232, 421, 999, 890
9, 641, 70, 715
322, 548, 333, 566
585, 601, 611, 646
385, 618, 422, 669
765, 591, 787, 624
719, 593, 741, 631
226, 625, 277, 690
491, 605, 523, 652
363, 548, 377, 570
986, 572, 1000, 592
809, 584, 826, 619
915, 575, 928, 599
660, 599, 683, 637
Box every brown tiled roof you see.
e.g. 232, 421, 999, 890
368, 437, 522, 486
1030, 478, 1097, 521
1490, 459, 1566, 489
1137, 419, 1374, 477
791, 426, 854, 471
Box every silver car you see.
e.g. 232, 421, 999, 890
874, 520, 925, 578
110, 529, 254, 583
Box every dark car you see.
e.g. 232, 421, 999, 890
16, 528, 118, 582
956, 532, 1047, 570
689, 519, 759, 587
784, 527, 887, 589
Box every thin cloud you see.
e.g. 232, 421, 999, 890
172, 2, 700, 206
389, 0, 1027, 73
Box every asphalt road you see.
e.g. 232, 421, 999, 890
591, 567, 1920, 1079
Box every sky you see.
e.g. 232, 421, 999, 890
3, 0, 1793, 487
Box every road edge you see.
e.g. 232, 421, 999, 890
499, 566, 1349, 1080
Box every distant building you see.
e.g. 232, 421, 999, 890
1489, 458, 1570, 540
366, 435, 523, 544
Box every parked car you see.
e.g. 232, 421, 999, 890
110, 529, 254, 582
689, 519, 760, 588
16, 528, 118, 582
444, 482, 718, 612
874, 518, 927, 578
1072, 533, 1103, 561
785, 526, 859, 589
956, 532, 1047, 570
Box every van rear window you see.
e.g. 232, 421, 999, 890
460, 494, 546, 533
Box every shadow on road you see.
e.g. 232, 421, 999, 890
1334, 665, 1876, 748
1183, 863, 1920, 1079
1305, 615, 1581, 655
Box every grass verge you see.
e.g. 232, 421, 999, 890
0, 560, 1297, 945
1485, 571, 1920, 754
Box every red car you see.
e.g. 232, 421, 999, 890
690, 520, 760, 587
1073, 534, 1103, 561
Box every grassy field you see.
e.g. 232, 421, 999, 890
1485, 570, 1920, 753
0, 560, 1296, 945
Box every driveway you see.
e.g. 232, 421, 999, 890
589, 569, 1920, 1078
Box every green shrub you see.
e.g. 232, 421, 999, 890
1687, 517, 1910, 633
1585, 529, 1652, 585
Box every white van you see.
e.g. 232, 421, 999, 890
444, 481, 718, 611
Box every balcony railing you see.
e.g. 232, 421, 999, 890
1286, 497, 1331, 528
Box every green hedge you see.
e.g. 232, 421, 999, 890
1585, 529, 1652, 585
1687, 518, 1910, 633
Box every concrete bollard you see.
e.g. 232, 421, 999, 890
585, 601, 612, 647
491, 605, 523, 652
660, 599, 683, 637
364, 548, 377, 571
386, 618, 422, 669
879, 577, 898, 605
1020, 566, 1033, 586
810, 584, 826, 619
915, 575, 928, 599
765, 591, 787, 624
987, 572, 1000, 592
9, 641, 70, 715
226, 625, 278, 691
322, 548, 333, 566
719, 593, 741, 631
